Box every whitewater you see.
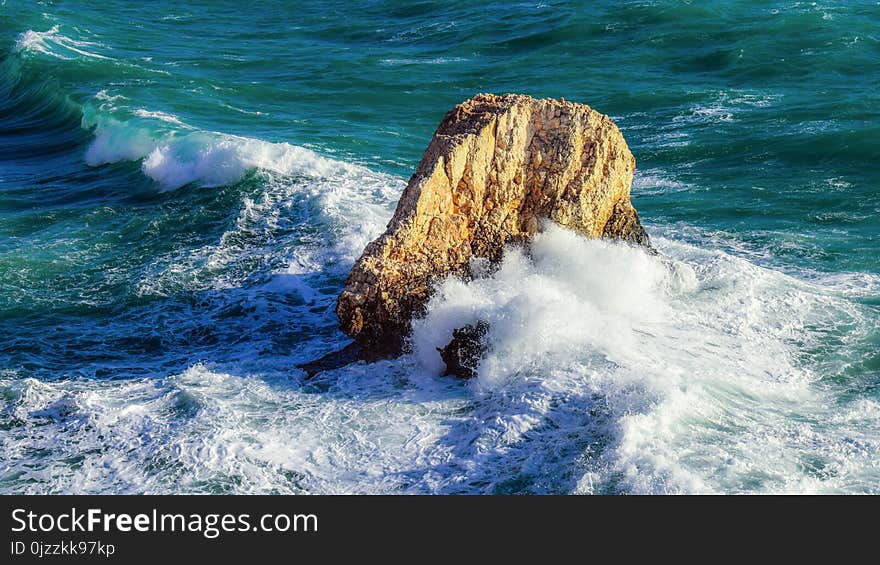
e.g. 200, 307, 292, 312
1, 1, 878, 494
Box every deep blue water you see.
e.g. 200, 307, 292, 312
0, 1, 877, 494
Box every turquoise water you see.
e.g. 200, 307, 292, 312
0, 1, 878, 494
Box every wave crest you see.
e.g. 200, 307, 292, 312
14, 25, 111, 61
411, 225, 876, 493
82, 103, 363, 190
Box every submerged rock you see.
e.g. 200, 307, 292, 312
315, 93, 650, 375
296, 342, 363, 379
438, 321, 490, 379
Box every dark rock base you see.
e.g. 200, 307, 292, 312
438, 321, 490, 379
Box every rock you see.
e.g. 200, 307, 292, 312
335, 93, 650, 365
438, 321, 490, 379
296, 342, 363, 379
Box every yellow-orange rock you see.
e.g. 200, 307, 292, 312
336, 93, 650, 358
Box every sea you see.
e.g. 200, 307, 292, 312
1, 1, 878, 494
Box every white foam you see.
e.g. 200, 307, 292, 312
82, 103, 382, 191
0, 364, 458, 494
14, 25, 111, 60
131, 145, 403, 296
380, 57, 466, 66
3, 87, 877, 494
132, 109, 192, 128
94, 90, 125, 103
674, 91, 781, 126
632, 168, 691, 195
222, 104, 269, 116
83, 115, 160, 166
413, 226, 683, 384
678, 104, 735, 124
410, 226, 878, 493
1, 228, 877, 494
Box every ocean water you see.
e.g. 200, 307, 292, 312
0, 0, 878, 494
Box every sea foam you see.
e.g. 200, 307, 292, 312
1, 224, 876, 494
15, 25, 111, 60
411, 225, 876, 493
82, 107, 360, 190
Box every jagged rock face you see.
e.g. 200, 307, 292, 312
438, 321, 490, 379
337, 93, 649, 358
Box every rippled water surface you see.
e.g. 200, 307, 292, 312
0, 1, 878, 494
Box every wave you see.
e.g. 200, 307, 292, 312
2, 226, 875, 494
78, 98, 407, 274
14, 25, 112, 61
2, 15, 877, 496
0, 51, 90, 162
78, 76, 365, 189
133, 160, 404, 299
82, 110, 366, 190
7, 25, 358, 192
411, 225, 877, 493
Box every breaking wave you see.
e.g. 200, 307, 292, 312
2, 7, 878, 496
3, 226, 876, 494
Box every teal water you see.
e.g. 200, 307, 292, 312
0, 1, 877, 494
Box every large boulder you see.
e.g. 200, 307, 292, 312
335, 93, 650, 363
